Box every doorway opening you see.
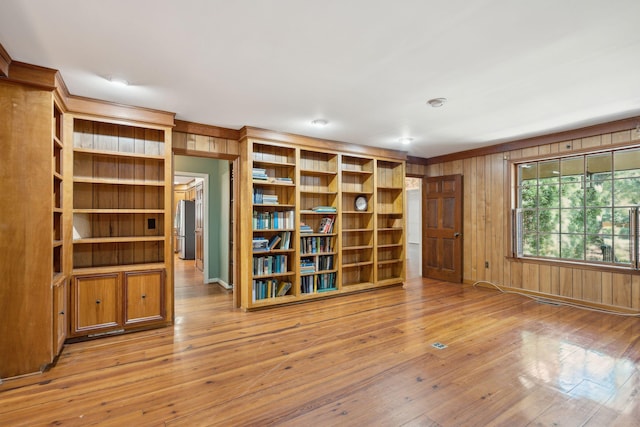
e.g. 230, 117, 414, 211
174, 173, 206, 288
405, 177, 422, 279
173, 155, 233, 301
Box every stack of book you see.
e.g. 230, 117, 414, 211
300, 222, 314, 234
262, 194, 278, 204
269, 177, 293, 184
312, 206, 337, 213
252, 237, 269, 252
300, 257, 316, 275
253, 168, 268, 181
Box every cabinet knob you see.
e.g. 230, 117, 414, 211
59, 311, 65, 315
141, 294, 146, 299
96, 299, 101, 304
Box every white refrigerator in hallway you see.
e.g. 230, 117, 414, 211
176, 200, 195, 260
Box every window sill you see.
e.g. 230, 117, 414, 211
506, 256, 640, 275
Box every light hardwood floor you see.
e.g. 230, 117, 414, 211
1, 263, 639, 426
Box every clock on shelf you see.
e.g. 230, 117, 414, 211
354, 195, 368, 211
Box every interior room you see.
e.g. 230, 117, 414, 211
1, 1, 640, 425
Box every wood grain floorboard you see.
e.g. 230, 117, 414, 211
1, 257, 640, 426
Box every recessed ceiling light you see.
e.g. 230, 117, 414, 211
311, 119, 328, 127
427, 97, 447, 108
399, 137, 414, 145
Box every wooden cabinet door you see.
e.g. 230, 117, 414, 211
124, 270, 165, 325
72, 273, 121, 334
52, 279, 68, 355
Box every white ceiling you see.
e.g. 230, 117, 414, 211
2, 0, 640, 158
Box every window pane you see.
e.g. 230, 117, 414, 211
586, 208, 612, 234
561, 157, 583, 183
539, 160, 560, 184
523, 233, 538, 256
587, 152, 612, 177
538, 209, 559, 233
539, 233, 559, 258
614, 148, 640, 178
518, 163, 537, 184
561, 209, 584, 233
586, 235, 613, 262
613, 232, 631, 264
522, 209, 537, 232
561, 182, 583, 208
586, 180, 612, 207
614, 177, 640, 206
538, 184, 559, 208
613, 208, 631, 236
561, 234, 585, 260
519, 186, 538, 209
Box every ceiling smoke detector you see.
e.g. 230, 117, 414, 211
311, 119, 329, 127
427, 98, 447, 108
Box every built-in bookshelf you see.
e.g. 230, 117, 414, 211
251, 143, 296, 303
341, 155, 375, 287
69, 116, 172, 338
72, 119, 166, 270
299, 149, 339, 295
241, 135, 405, 310
376, 160, 405, 283
52, 102, 64, 280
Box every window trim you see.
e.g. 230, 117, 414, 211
508, 141, 640, 271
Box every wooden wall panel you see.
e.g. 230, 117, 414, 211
405, 122, 640, 312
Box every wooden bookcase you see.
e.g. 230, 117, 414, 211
68, 117, 172, 338
299, 149, 339, 295
376, 160, 406, 284
240, 132, 406, 310
341, 155, 375, 288
52, 99, 68, 355
250, 142, 297, 304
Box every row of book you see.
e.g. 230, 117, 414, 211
300, 255, 334, 274
253, 255, 288, 276
299, 215, 335, 234
301, 272, 337, 294
253, 188, 279, 205
253, 210, 295, 230
252, 279, 292, 301
300, 236, 334, 254
252, 168, 293, 184
317, 215, 335, 233
253, 232, 293, 252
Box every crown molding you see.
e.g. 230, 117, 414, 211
174, 119, 240, 140
240, 126, 407, 161
425, 115, 640, 164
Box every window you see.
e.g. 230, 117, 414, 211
513, 147, 640, 269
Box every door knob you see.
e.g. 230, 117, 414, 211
454, 232, 461, 238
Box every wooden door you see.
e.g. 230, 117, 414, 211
422, 175, 463, 282
72, 273, 121, 334
194, 183, 204, 271
124, 270, 165, 325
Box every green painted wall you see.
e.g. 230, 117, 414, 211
174, 155, 230, 284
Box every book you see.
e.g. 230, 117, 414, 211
276, 281, 292, 297
268, 234, 282, 250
